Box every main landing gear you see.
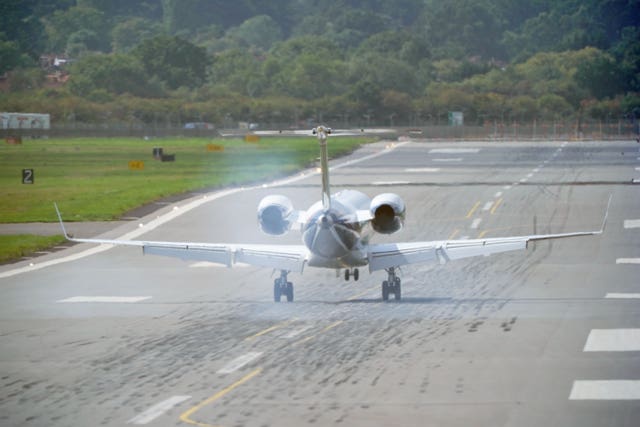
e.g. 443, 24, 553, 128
274, 270, 293, 302
344, 268, 359, 281
382, 267, 401, 301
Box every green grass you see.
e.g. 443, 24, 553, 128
0, 136, 374, 223
0, 234, 66, 263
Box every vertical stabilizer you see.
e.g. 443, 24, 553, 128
313, 126, 332, 211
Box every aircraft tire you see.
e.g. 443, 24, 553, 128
394, 278, 401, 301
274, 279, 282, 302
382, 281, 389, 301
354, 269, 359, 281
286, 282, 294, 302
344, 269, 350, 281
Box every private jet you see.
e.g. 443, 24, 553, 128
56, 126, 608, 302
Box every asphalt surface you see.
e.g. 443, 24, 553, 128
1, 139, 639, 427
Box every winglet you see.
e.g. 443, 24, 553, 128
54, 203, 71, 240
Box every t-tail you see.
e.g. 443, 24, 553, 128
313, 126, 332, 211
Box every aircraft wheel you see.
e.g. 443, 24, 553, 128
286, 282, 294, 302
274, 279, 282, 302
382, 281, 389, 301
354, 268, 359, 281
394, 278, 401, 301
344, 269, 350, 281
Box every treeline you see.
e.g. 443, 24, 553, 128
0, 0, 638, 127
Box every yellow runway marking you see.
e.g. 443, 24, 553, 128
347, 286, 378, 301
244, 319, 294, 341
490, 198, 503, 214
477, 230, 488, 239
293, 320, 344, 346
465, 201, 481, 219
179, 368, 262, 427
447, 229, 460, 240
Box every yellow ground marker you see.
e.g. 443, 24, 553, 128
179, 368, 262, 427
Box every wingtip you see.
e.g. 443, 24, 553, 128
599, 193, 613, 234
54, 203, 70, 240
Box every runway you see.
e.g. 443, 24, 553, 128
1, 139, 639, 427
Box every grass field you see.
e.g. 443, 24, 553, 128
0, 136, 373, 223
0, 234, 66, 264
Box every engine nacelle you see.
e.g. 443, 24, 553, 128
257, 195, 294, 235
370, 193, 406, 234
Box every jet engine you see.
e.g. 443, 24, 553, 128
257, 195, 294, 235
370, 193, 406, 234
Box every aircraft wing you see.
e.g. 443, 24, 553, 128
55, 205, 308, 273
368, 194, 611, 272
367, 230, 603, 272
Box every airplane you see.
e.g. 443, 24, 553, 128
55, 126, 610, 302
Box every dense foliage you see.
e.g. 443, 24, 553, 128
0, 0, 638, 126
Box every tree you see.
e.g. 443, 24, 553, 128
111, 18, 164, 53
44, 5, 111, 53
227, 15, 283, 51
0, 35, 23, 74
0, 0, 46, 59
133, 35, 209, 89
68, 53, 160, 98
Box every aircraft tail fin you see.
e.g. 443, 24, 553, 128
313, 126, 332, 211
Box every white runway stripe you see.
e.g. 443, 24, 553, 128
606, 293, 640, 299
57, 296, 151, 303
429, 148, 479, 154
127, 395, 191, 425
431, 158, 462, 162
482, 201, 494, 211
470, 218, 482, 229
372, 181, 411, 186
217, 352, 263, 374
570, 381, 640, 400
624, 219, 640, 229
584, 329, 640, 352
404, 168, 440, 172
616, 258, 640, 264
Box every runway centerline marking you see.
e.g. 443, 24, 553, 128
616, 258, 640, 264
372, 181, 411, 186
57, 296, 151, 303
217, 352, 263, 374
180, 368, 261, 427
429, 148, 479, 154
404, 168, 440, 172
465, 201, 481, 219
606, 293, 640, 299
127, 395, 191, 425
624, 219, 640, 229
570, 381, 640, 400
584, 329, 640, 352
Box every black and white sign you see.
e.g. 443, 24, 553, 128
22, 169, 34, 184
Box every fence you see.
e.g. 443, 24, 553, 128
1, 120, 638, 140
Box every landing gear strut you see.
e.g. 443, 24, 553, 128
382, 267, 401, 301
344, 268, 359, 281
274, 270, 293, 302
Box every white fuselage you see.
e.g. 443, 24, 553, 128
302, 189, 373, 268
